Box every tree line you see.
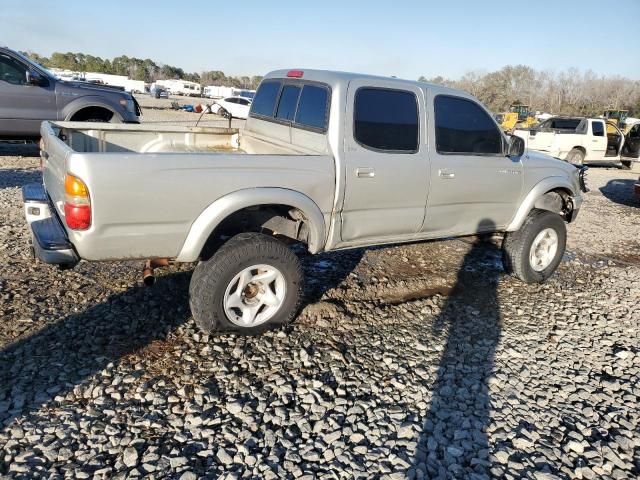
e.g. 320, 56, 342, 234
23, 51, 640, 113
419, 65, 640, 117
24, 51, 263, 89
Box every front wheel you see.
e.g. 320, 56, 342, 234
189, 233, 303, 335
502, 210, 567, 283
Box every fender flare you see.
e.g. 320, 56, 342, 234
175, 188, 327, 262
62, 97, 122, 122
506, 177, 577, 232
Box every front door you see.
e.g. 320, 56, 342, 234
339, 80, 429, 244
0, 52, 56, 137
423, 93, 523, 235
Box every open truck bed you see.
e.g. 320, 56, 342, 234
25, 121, 334, 264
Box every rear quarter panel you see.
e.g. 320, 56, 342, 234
65, 151, 335, 260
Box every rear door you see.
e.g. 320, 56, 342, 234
0, 51, 57, 136
423, 94, 522, 234
340, 80, 429, 243
589, 120, 607, 160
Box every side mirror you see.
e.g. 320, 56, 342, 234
25, 70, 44, 86
507, 135, 525, 157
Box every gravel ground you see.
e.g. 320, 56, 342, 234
0, 136, 639, 479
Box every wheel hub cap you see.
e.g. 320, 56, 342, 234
223, 264, 286, 327
529, 228, 559, 272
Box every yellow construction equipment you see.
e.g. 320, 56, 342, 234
498, 104, 537, 131
604, 109, 631, 134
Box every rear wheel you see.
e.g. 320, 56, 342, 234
566, 148, 585, 166
189, 233, 303, 335
502, 210, 567, 283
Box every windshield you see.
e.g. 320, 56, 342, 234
13, 50, 56, 79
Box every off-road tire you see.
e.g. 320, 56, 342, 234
566, 148, 585, 166
502, 209, 566, 283
189, 233, 303, 335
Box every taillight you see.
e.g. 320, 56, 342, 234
64, 173, 91, 230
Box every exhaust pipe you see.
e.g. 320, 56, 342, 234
143, 258, 170, 286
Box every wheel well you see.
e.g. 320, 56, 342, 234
572, 146, 586, 154
69, 106, 115, 122
535, 188, 574, 220
199, 204, 311, 260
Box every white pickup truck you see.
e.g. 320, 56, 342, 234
514, 117, 627, 166
24, 69, 587, 335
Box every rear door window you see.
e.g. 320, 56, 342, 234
294, 85, 329, 130
592, 121, 605, 137
276, 85, 301, 121
354, 88, 419, 152
250, 80, 281, 117
0, 54, 27, 85
434, 95, 502, 154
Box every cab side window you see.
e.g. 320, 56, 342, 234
434, 95, 503, 155
592, 121, 605, 137
354, 88, 419, 152
0, 54, 27, 85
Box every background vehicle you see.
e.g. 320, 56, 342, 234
24, 69, 586, 336
212, 96, 252, 119
514, 116, 626, 165
156, 79, 202, 96
0, 46, 140, 139
149, 84, 169, 99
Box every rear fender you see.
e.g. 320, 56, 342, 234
61, 96, 122, 122
176, 188, 327, 262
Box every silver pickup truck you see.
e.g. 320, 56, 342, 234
23, 69, 587, 335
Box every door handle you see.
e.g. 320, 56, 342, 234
438, 169, 455, 179
356, 167, 375, 178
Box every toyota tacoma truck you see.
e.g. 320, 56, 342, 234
23, 69, 587, 335
0, 46, 140, 140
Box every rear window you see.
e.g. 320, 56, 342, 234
276, 85, 301, 121
549, 118, 581, 130
354, 88, 419, 152
251, 80, 281, 117
295, 85, 329, 130
250, 79, 330, 132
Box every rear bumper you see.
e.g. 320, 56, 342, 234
23, 183, 79, 267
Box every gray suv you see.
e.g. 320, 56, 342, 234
0, 46, 140, 139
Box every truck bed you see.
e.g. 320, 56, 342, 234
39, 121, 335, 261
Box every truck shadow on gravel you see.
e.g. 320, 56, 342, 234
599, 179, 639, 208
0, 169, 42, 190
0, 272, 192, 429
413, 221, 502, 478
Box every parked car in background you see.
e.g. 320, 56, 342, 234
212, 96, 252, 119
149, 84, 169, 99
514, 117, 626, 166
24, 69, 586, 336
0, 46, 140, 139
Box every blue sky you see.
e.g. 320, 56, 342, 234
2, 0, 639, 79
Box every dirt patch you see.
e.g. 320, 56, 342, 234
379, 285, 454, 305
